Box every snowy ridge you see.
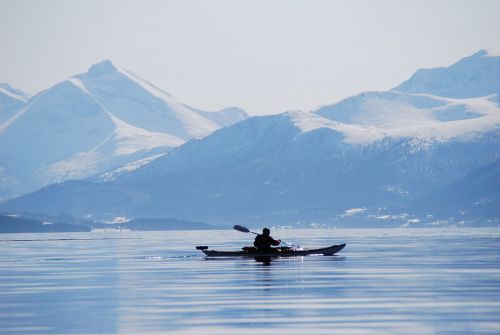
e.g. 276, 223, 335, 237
119, 69, 174, 99
283, 110, 385, 144
68, 77, 184, 149
0, 83, 30, 101
0, 106, 28, 135
118, 68, 221, 137
119, 70, 219, 137
118, 67, 248, 137
118, 69, 248, 128
70, 61, 236, 141
0, 83, 30, 127
314, 91, 500, 144
193, 106, 249, 128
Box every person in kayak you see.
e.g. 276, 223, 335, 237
254, 228, 281, 251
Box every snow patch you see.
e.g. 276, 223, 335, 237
369, 213, 410, 221
103, 216, 131, 224
382, 185, 411, 198
340, 208, 367, 218
474, 198, 492, 205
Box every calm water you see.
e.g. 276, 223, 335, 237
1, 228, 500, 334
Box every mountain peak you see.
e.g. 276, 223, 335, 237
466, 49, 500, 59
87, 60, 118, 77
455, 49, 500, 64
466, 49, 488, 59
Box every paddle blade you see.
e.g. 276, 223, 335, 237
233, 225, 251, 233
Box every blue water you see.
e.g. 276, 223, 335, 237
1, 228, 500, 334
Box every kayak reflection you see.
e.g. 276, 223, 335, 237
254, 256, 273, 266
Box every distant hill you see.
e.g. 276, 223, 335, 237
412, 159, 500, 225
0, 214, 90, 233
117, 218, 221, 231
0, 212, 220, 233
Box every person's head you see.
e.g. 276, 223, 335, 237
262, 228, 270, 236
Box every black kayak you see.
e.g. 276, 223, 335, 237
196, 244, 346, 257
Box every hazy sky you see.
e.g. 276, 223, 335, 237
1, 0, 499, 115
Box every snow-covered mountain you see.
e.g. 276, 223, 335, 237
74, 60, 247, 140
0, 61, 248, 200
315, 49, 500, 142
5, 110, 498, 224
2, 50, 499, 226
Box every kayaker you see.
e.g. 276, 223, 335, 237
254, 228, 280, 251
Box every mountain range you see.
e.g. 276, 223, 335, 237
0, 61, 248, 200
1, 50, 499, 227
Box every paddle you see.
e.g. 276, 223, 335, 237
233, 225, 301, 248
233, 224, 258, 235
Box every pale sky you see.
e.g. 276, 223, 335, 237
1, 0, 499, 115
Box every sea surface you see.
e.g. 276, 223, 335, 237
1, 228, 500, 334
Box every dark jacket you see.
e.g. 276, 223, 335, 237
254, 234, 280, 250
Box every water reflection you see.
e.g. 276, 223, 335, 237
254, 256, 273, 265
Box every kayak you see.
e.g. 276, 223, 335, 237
196, 244, 346, 257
